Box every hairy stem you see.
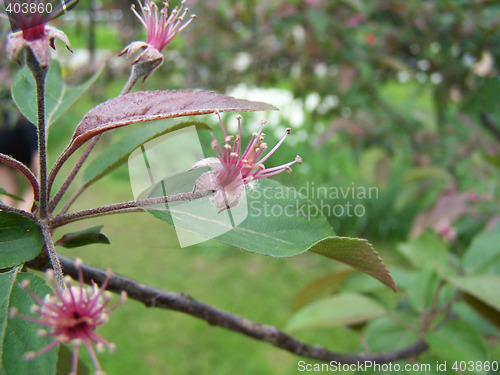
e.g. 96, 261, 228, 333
52, 190, 214, 227
0, 153, 39, 202
27, 256, 428, 364
39, 222, 64, 289
59, 184, 88, 215
120, 70, 141, 96
47, 67, 142, 213
26, 49, 48, 218
0, 203, 36, 219
49, 137, 100, 212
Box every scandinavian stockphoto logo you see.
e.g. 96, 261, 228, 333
128, 124, 248, 248
3, 0, 79, 32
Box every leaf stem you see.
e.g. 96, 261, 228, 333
26, 49, 48, 218
47, 68, 142, 213
58, 183, 88, 215
0, 153, 39, 202
39, 221, 64, 289
0, 203, 36, 219
51, 190, 214, 227
49, 137, 100, 212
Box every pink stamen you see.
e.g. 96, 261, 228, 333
258, 128, 291, 165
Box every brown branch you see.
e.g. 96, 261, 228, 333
28, 255, 428, 364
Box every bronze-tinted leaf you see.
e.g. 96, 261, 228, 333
70, 90, 277, 150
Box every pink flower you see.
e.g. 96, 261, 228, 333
436, 222, 457, 241
4, 6, 71, 68
10, 259, 127, 375
120, 0, 196, 79
192, 113, 302, 212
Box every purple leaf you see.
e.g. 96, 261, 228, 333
70, 90, 277, 149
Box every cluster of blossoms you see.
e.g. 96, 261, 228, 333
11, 260, 127, 375
192, 113, 302, 212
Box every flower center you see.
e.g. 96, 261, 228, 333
22, 23, 46, 41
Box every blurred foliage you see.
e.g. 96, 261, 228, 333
63, 0, 500, 369
2, 0, 500, 373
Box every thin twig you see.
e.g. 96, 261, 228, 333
0, 203, 36, 219
51, 190, 214, 227
27, 256, 428, 364
49, 136, 101, 212
59, 184, 88, 215
53, 207, 144, 226
47, 67, 141, 212
0, 153, 39, 202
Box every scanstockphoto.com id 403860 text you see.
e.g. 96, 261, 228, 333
297, 360, 500, 373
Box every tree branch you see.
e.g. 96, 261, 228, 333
28, 255, 428, 364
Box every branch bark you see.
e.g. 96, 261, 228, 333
28, 255, 428, 364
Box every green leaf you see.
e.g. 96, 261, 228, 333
408, 269, 440, 313
56, 345, 89, 375
1, 270, 58, 375
150, 179, 333, 257
483, 152, 500, 170
364, 313, 420, 352
0, 188, 24, 202
454, 300, 500, 335
54, 226, 110, 249
82, 120, 210, 188
462, 224, 500, 274
310, 237, 397, 292
11, 60, 103, 128
0, 212, 44, 268
285, 293, 386, 333
424, 320, 488, 365
291, 269, 355, 312
397, 233, 451, 277
466, 77, 500, 113
150, 179, 395, 290
448, 275, 500, 312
